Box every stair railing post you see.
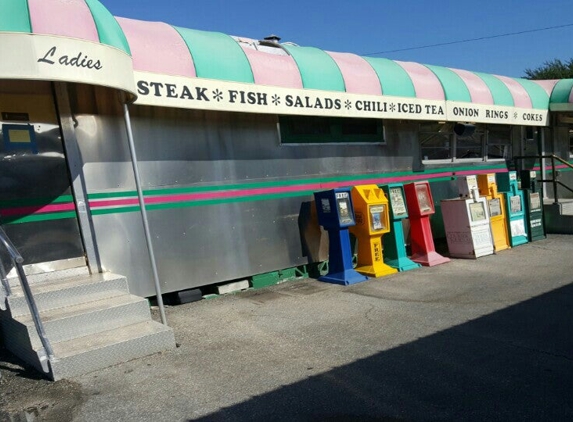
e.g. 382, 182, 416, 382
552, 156, 558, 204
122, 102, 168, 326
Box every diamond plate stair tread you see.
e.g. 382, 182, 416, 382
8, 273, 129, 317
52, 320, 174, 359
9, 273, 126, 297
16, 292, 146, 325
12, 266, 90, 285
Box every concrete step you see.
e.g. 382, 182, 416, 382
7, 273, 128, 317
13, 293, 151, 347
49, 320, 176, 380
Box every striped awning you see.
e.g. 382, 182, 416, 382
119, 17, 559, 126
546, 79, 573, 111
0, 0, 135, 97
1, 1, 571, 123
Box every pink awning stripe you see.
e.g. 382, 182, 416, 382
326, 52, 382, 95
449, 68, 494, 104
494, 75, 533, 108
241, 47, 303, 88
531, 79, 559, 98
395, 61, 445, 100
118, 18, 195, 77
28, 0, 99, 41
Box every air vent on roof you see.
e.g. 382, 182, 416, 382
259, 34, 281, 47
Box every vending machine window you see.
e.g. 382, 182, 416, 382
488, 198, 502, 217
336, 192, 354, 225
510, 195, 522, 213
369, 205, 387, 232
389, 187, 408, 218
416, 185, 433, 214
529, 193, 541, 210
469, 202, 487, 222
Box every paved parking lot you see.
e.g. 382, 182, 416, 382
2, 235, 573, 421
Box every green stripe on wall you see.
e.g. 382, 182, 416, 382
91, 176, 462, 216
0, 0, 31, 33
282, 45, 345, 91
2, 211, 77, 225
88, 164, 507, 200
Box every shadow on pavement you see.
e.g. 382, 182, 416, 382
192, 282, 573, 422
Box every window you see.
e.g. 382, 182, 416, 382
486, 125, 512, 160
420, 122, 511, 163
279, 116, 384, 144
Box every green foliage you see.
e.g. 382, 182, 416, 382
524, 58, 573, 80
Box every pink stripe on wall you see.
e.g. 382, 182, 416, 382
326, 52, 382, 95
494, 75, 532, 108
531, 79, 559, 98
28, 0, 99, 41
395, 61, 445, 100
449, 68, 494, 104
241, 47, 303, 88
118, 18, 196, 77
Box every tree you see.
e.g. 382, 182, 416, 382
524, 58, 573, 80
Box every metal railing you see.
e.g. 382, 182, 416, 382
511, 154, 573, 204
0, 226, 54, 374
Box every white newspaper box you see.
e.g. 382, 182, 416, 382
441, 176, 494, 259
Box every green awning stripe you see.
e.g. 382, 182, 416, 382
282, 45, 345, 91
363, 57, 416, 97
425, 65, 471, 102
550, 79, 573, 104
0, 0, 31, 33
174, 26, 254, 83
473, 73, 514, 106
514, 78, 550, 109
85, 0, 131, 55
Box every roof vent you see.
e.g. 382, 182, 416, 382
263, 34, 281, 44
259, 34, 284, 48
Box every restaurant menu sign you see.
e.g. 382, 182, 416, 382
134, 72, 548, 126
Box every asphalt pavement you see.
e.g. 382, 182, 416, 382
1, 234, 573, 421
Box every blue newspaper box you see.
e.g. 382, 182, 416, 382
314, 188, 368, 285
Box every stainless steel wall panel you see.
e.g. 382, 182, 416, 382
68, 88, 478, 297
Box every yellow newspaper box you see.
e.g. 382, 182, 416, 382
477, 173, 510, 252
350, 185, 398, 277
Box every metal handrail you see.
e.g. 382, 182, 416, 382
0, 226, 54, 374
511, 154, 573, 204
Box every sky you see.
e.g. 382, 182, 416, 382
102, 0, 573, 78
